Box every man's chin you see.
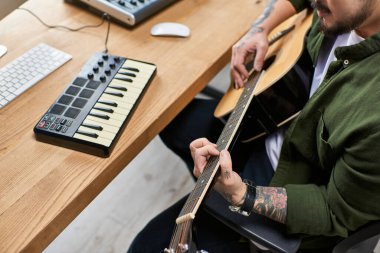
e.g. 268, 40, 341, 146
319, 21, 350, 37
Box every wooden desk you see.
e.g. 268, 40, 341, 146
0, 0, 267, 251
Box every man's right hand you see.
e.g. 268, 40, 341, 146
231, 27, 269, 89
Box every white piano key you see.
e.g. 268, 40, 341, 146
120, 67, 154, 77
100, 93, 138, 105
86, 114, 124, 128
120, 61, 156, 80
116, 71, 152, 80
82, 118, 120, 133
73, 132, 112, 147
110, 78, 145, 90
94, 102, 131, 116
90, 108, 127, 122
77, 126, 115, 140
107, 84, 128, 92
99, 94, 134, 108
107, 84, 141, 95
105, 87, 140, 100
123, 60, 157, 72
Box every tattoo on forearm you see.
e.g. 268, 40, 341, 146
249, 0, 277, 34
253, 186, 287, 224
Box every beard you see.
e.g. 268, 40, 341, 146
312, 0, 374, 36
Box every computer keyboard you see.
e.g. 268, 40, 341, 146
0, 43, 72, 109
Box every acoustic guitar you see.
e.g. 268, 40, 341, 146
216, 10, 313, 142
164, 10, 312, 253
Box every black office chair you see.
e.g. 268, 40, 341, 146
201, 86, 224, 100
333, 221, 380, 253
204, 190, 301, 253
204, 190, 380, 253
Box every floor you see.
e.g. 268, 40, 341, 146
44, 136, 195, 253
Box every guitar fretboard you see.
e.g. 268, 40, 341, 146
176, 71, 263, 224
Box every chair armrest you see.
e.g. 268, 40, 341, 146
332, 221, 380, 253
201, 86, 225, 99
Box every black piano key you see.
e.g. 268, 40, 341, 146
89, 112, 110, 120
82, 123, 103, 131
122, 67, 139, 72
98, 100, 118, 107
118, 71, 136, 77
104, 91, 124, 97
76, 130, 98, 138
93, 106, 114, 113
108, 85, 128, 92
115, 77, 133, 82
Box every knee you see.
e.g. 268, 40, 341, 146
159, 121, 190, 153
159, 126, 175, 149
127, 231, 150, 253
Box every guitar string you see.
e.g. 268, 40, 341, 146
179, 77, 258, 216
170, 224, 181, 251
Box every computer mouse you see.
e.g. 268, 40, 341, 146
151, 22, 190, 38
0, 45, 7, 58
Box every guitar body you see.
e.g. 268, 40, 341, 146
215, 12, 313, 142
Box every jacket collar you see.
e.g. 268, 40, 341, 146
307, 14, 380, 64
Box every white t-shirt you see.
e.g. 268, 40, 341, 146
265, 31, 364, 170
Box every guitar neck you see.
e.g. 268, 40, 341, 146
175, 71, 264, 225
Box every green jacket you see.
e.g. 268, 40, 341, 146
270, 0, 380, 246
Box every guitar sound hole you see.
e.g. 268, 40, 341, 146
262, 55, 277, 71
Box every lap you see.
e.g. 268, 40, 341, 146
159, 99, 225, 170
127, 195, 250, 253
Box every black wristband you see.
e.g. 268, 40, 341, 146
229, 179, 256, 216
240, 179, 256, 215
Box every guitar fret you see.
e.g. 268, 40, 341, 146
181, 196, 199, 215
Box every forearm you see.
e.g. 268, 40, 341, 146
250, 0, 297, 35
228, 183, 288, 224
253, 186, 287, 224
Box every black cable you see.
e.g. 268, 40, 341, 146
103, 13, 111, 53
17, 8, 111, 53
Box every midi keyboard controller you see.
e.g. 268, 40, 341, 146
34, 52, 156, 157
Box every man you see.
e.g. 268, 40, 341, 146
128, 0, 380, 252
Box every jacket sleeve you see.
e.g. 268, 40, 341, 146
288, 0, 313, 12
284, 128, 380, 236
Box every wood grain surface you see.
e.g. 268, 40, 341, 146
0, 0, 267, 252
